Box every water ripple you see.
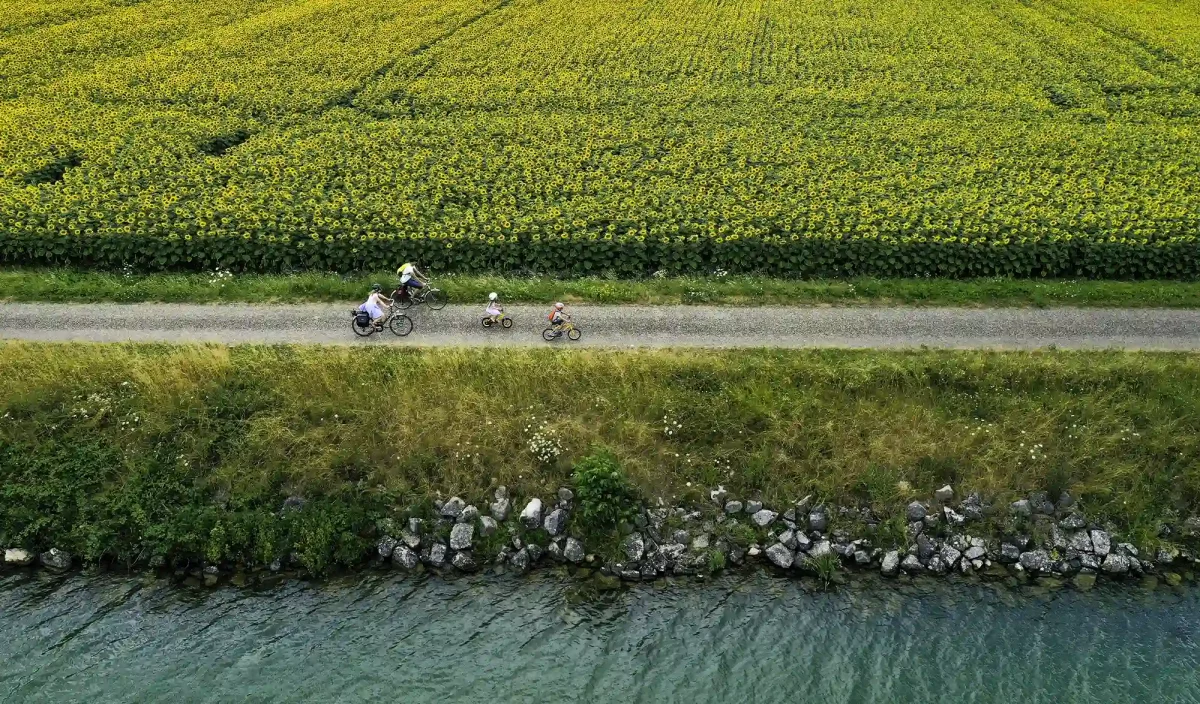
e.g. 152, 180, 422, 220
1, 572, 1198, 703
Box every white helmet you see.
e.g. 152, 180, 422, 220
554, 302, 564, 310
489, 292, 498, 301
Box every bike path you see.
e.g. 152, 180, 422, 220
2, 303, 1200, 350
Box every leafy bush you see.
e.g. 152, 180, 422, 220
707, 549, 727, 574
571, 450, 640, 536
0, 429, 381, 574
291, 497, 377, 575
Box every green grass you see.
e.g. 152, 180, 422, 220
1, 343, 1198, 571
4, 269, 1200, 307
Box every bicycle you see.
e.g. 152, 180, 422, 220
351, 304, 413, 337
542, 320, 582, 342
394, 283, 446, 311
482, 312, 514, 329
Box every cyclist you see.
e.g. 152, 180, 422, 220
396, 261, 429, 298
485, 291, 504, 324
359, 284, 393, 330
547, 301, 570, 334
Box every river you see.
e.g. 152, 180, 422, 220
1, 570, 1197, 702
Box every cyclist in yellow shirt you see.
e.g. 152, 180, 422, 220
396, 262, 429, 295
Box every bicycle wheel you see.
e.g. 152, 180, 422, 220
501, 317, 513, 329
425, 289, 447, 311
389, 314, 413, 337
567, 327, 581, 341
352, 317, 374, 337
542, 327, 558, 342
482, 317, 494, 328
395, 289, 414, 309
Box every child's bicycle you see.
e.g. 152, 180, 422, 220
482, 312, 514, 329
542, 321, 582, 341
394, 284, 446, 311
351, 305, 413, 337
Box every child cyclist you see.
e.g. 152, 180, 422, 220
547, 301, 570, 333
485, 292, 505, 323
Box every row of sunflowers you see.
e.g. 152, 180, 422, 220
1, 0, 1198, 275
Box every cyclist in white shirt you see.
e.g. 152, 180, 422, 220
359, 284, 393, 330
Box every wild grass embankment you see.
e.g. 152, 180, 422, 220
5, 270, 1200, 308
1, 343, 1197, 573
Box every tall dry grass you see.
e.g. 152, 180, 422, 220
2, 343, 1196, 537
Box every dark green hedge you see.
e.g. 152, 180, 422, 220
0, 434, 383, 575
2, 232, 1198, 279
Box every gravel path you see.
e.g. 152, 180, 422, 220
2, 303, 1199, 350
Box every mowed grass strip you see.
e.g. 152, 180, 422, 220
0, 343, 1197, 571
5, 269, 1200, 307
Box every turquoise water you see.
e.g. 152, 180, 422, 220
1, 571, 1197, 702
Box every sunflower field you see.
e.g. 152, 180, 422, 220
1, 0, 1199, 277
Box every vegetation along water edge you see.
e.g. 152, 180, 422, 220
1, 343, 1198, 592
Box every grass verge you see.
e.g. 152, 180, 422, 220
1, 343, 1198, 572
3, 269, 1200, 307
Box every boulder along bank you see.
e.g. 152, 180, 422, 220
6, 484, 1200, 592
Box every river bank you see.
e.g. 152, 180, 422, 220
6, 481, 1199, 594
2, 343, 1198, 588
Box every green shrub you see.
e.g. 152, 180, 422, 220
291, 499, 374, 574
571, 449, 640, 536
0, 430, 382, 574
707, 549, 727, 574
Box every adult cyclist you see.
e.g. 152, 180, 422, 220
359, 284, 393, 330
396, 261, 429, 299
